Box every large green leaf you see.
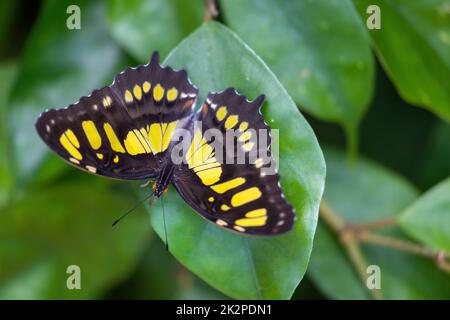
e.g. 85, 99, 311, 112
9, 0, 128, 184
0, 179, 150, 299
0, 61, 18, 208
309, 147, 450, 299
107, 0, 204, 61
143, 22, 325, 299
399, 177, 450, 251
353, 0, 450, 121
221, 0, 374, 148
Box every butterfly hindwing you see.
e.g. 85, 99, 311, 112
172, 89, 295, 235
35, 52, 198, 180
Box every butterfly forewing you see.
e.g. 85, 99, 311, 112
35, 52, 198, 180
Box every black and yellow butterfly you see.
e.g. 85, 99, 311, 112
35, 52, 295, 235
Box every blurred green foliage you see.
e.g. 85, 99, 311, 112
0, 0, 449, 300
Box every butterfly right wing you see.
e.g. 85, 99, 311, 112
172, 89, 296, 235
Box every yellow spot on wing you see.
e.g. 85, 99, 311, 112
211, 177, 246, 194
113, 155, 119, 163
186, 130, 203, 165
153, 84, 164, 102
134, 129, 151, 153
254, 158, 264, 168
216, 106, 227, 121
208, 197, 214, 202
186, 129, 222, 185
166, 87, 178, 102
225, 115, 239, 129
124, 131, 147, 155
239, 122, 249, 131
235, 216, 267, 227
242, 142, 254, 151
96, 153, 103, 159
196, 167, 222, 186
245, 208, 267, 218
186, 131, 214, 167
103, 123, 125, 153
82, 120, 102, 150
162, 121, 178, 151
140, 128, 148, 139
190, 157, 217, 167
124, 90, 133, 103
60, 131, 82, 160
231, 187, 262, 207
142, 81, 151, 93
65, 129, 79, 148
149, 123, 163, 153
193, 162, 221, 173
221, 204, 230, 211
133, 85, 142, 100
103, 96, 112, 107
238, 131, 252, 142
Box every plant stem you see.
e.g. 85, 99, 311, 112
319, 202, 383, 300
203, 0, 218, 22
318, 201, 344, 231
320, 199, 450, 299
348, 217, 397, 231
357, 232, 450, 274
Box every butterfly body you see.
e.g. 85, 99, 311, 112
36, 52, 296, 235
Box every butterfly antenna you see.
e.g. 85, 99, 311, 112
112, 193, 155, 227
161, 196, 169, 251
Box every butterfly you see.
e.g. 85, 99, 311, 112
35, 52, 295, 235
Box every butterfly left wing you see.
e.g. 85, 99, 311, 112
172, 88, 296, 235
35, 52, 198, 180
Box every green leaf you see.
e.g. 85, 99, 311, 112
144, 22, 325, 299
221, 0, 375, 148
309, 147, 450, 299
0, 179, 150, 299
353, 0, 450, 121
10, 0, 128, 183
0, 61, 18, 208
107, 0, 204, 61
399, 177, 450, 251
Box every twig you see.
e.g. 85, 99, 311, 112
203, 0, 218, 22
320, 199, 450, 299
318, 201, 345, 232
357, 232, 450, 274
347, 217, 397, 231
319, 202, 383, 300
